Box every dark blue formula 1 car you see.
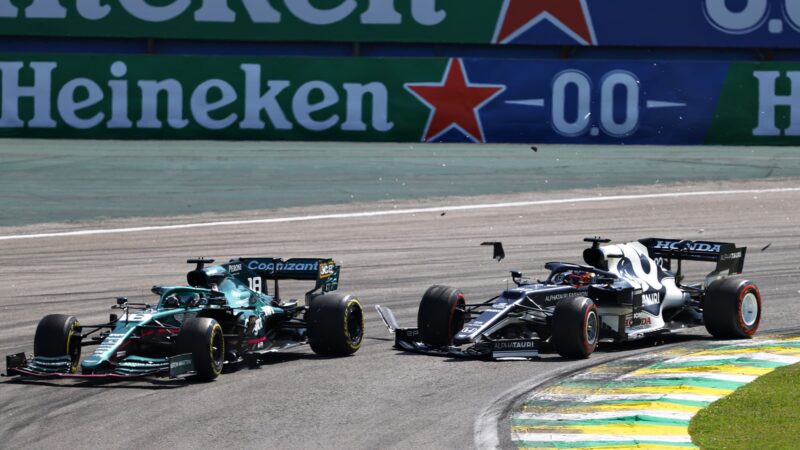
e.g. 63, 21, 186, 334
5, 257, 363, 381
377, 237, 761, 360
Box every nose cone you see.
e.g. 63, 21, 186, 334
453, 333, 472, 346
80, 355, 102, 370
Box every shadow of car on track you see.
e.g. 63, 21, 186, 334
1, 377, 188, 390
411, 331, 716, 363
1, 350, 361, 389
231, 350, 359, 368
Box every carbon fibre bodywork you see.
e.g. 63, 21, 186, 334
377, 237, 755, 359
5, 257, 347, 380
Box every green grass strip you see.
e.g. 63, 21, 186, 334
511, 415, 689, 427
689, 363, 800, 449
513, 440, 697, 448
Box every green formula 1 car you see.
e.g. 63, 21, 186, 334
5, 257, 364, 381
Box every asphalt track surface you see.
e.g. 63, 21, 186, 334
1, 178, 799, 449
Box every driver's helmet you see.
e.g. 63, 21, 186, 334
565, 271, 595, 287
162, 293, 180, 308
163, 292, 201, 308
207, 274, 225, 291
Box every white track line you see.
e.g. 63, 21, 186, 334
661, 353, 800, 365
724, 338, 800, 347
510, 433, 693, 443
2, 187, 798, 241
531, 393, 722, 403
619, 372, 757, 384
514, 410, 694, 421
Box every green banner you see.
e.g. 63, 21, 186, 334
706, 62, 800, 145
5, 1, 800, 48
2, 54, 799, 144
0, 0, 499, 42
0, 53, 443, 140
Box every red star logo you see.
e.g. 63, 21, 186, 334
493, 0, 596, 45
405, 59, 505, 143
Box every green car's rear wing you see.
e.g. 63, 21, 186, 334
229, 257, 339, 297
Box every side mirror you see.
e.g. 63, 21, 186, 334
116, 297, 128, 305
510, 270, 523, 286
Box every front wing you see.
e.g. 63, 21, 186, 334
3, 353, 196, 380
376, 305, 541, 360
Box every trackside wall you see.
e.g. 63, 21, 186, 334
1, 0, 799, 144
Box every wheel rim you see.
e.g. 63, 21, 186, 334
452, 299, 465, 336
585, 310, 598, 344
211, 327, 224, 369
346, 304, 363, 345
741, 292, 759, 327
67, 320, 81, 373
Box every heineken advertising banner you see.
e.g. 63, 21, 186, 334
2, 0, 800, 48
1, 53, 799, 145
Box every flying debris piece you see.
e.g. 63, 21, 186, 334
440, 212, 446, 216
481, 241, 505, 262
761, 243, 772, 251
530, 146, 538, 152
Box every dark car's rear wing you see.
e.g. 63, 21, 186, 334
638, 238, 746, 275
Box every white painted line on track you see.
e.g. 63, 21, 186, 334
662, 353, 800, 365
510, 433, 693, 443
514, 410, 694, 421
725, 338, 800, 347
619, 372, 757, 384
532, 393, 722, 403
2, 187, 799, 241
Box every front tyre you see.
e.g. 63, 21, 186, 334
178, 318, 224, 381
417, 285, 466, 347
704, 278, 762, 339
552, 297, 599, 359
307, 293, 364, 356
33, 314, 82, 373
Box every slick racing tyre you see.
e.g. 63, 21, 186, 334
33, 314, 82, 373
417, 285, 466, 347
178, 318, 225, 381
704, 278, 762, 339
552, 297, 599, 359
307, 293, 364, 356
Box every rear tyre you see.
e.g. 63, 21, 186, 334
417, 285, 465, 346
178, 318, 224, 381
307, 293, 364, 356
33, 314, 82, 373
552, 297, 599, 359
704, 278, 762, 339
